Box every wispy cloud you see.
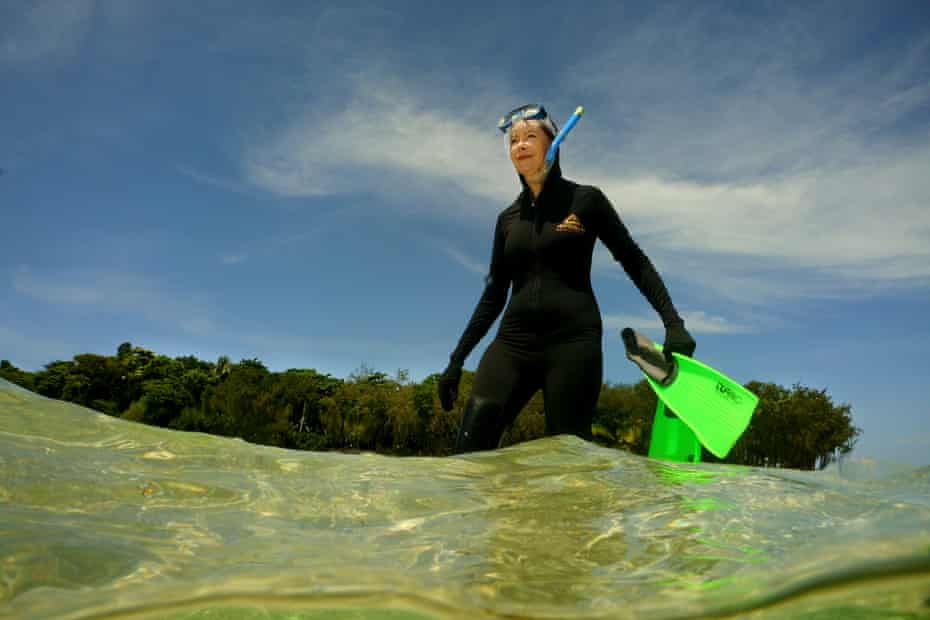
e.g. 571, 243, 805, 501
221, 254, 247, 266
177, 164, 251, 195
1, 0, 156, 67
563, 7, 930, 179
235, 4, 929, 312
603, 311, 751, 335
244, 73, 517, 206
588, 157, 930, 285
219, 226, 340, 265
564, 6, 930, 289
243, 72, 929, 289
11, 266, 216, 336
436, 244, 486, 276
0, 0, 95, 65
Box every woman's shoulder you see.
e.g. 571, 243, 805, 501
498, 195, 524, 220
547, 175, 604, 200
570, 181, 608, 201
563, 181, 610, 213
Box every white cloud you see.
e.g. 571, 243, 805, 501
603, 311, 751, 335
177, 164, 251, 195
221, 254, 247, 266
437, 244, 486, 276
11, 266, 216, 336
243, 66, 930, 293
217, 221, 352, 268
563, 8, 930, 288
244, 74, 517, 205
563, 9, 930, 177
588, 153, 930, 282
236, 6, 929, 312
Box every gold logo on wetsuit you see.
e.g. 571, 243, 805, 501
556, 213, 585, 234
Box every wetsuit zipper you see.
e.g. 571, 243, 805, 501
531, 198, 541, 321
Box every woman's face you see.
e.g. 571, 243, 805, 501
509, 119, 552, 182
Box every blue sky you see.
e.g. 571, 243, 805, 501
2, 1, 929, 465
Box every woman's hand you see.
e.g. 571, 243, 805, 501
663, 321, 696, 363
438, 362, 463, 411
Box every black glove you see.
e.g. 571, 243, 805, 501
663, 321, 696, 363
438, 362, 463, 411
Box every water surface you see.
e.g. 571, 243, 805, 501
1, 379, 928, 619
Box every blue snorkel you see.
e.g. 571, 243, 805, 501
544, 106, 584, 174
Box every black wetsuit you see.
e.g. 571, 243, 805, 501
449, 159, 683, 453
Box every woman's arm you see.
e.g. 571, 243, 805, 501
448, 214, 511, 367
593, 189, 683, 328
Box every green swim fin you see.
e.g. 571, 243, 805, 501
622, 328, 758, 459
648, 399, 703, 463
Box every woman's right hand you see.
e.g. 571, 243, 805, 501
663, 320, 696, 363
438, 362, 463, 411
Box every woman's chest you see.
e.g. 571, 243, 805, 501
502, 208, 596, 266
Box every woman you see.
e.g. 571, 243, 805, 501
438, 104, 695, 453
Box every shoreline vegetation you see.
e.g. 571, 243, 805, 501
1, 343, 859, 470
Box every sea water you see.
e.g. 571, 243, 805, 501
1, 378, 928, 620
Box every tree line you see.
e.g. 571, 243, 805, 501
0, 343, 860, 469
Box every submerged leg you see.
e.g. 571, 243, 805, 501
453, 340, 540, 454
454, 396, 505, 453
542, 336, 602, 440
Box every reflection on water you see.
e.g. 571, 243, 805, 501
1, 378, 929, 620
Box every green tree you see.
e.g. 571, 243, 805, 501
384, 384, 420, 454
321, 369, 397, 451
404, 380, 434, 453
71, 353, 122, 414
31, 354, 122, 414
590, 381, 656, 453
320, 381, 352, 448
138, 377, 190, 426
6, 343, 862, 467
213, 355, 233, 379
114, 343, 154, 411
270, 368, 340, 450
34, 360, 73, 399
205, 358, 287, 445
718, 381, 860, 469
0, 360, 35, 391
425, 370, 472, 455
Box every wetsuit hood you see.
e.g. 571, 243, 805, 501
517, 149, 564, 208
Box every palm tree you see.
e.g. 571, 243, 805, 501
213, 355, 232, 379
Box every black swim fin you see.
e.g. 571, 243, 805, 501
621, 328, 678, 387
